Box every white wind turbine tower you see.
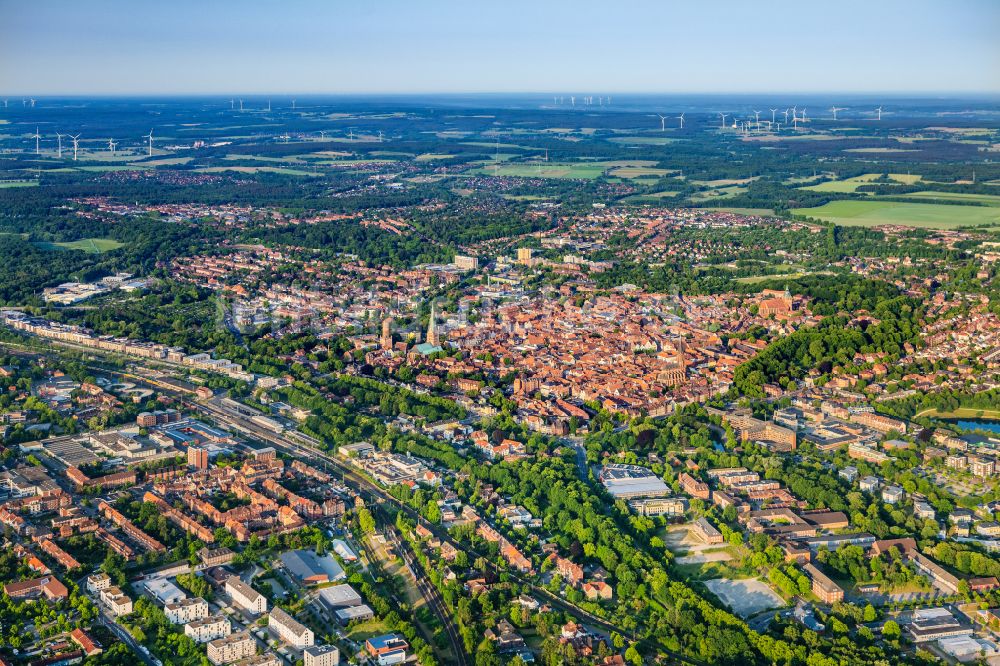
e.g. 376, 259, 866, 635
782, 109, 790, 124
144, 129, 154, 156
56, 132, 63, 158
69, 134, 80, 161
29, 98, 35, 108
676, 112, 685, 129
32, 127, 41, 155
229, 99, 234, 110
378, 130, 383, 142
267, 99, 271, 112
570, 96, 575, 107
770, 108, 778, 124
657, 114, 667, 132
801, 108, 807, 123
108, 139, 117, 154
719, 113, 728, 128
239, 98, 244, 112
291, 99, 296, 110
2, 100, 7, 108
875, 106, 883, 121
752, 111, 761, 131
319, 130, 326, 140
830, 106, 846, 120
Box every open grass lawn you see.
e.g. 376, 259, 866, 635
344, 618, 390, 642
915, 407, 1000, 419
0, 180, 38, 188
35, 238, 124, 253
892, 191, 1000, 207
793, 199, 1000, 229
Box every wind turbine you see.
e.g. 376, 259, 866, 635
378, 130, 383, 143
770, 108, 778, 124
570, 96, 575, 107
29, 98, 35, 108
719, 113, 728, 128
2, 100, 7, 108
144, 129, 154, 156
319, 130, 326, 140
782, 109, 790, 124
676, 112, 685, 129
830, 106, 846, 120
657, 114, 667, 132
32, 127, 41, 155
874, 106, 883, 121
229, 99, 234, 110
291, 99, 296, 110
801, 108, 807, 123
752, 110, 761, 131
69, 134, 80, 161
56, 132, 63, 158
267, 99, 271, 112
108, 138, 117, 154
239, 98, 244, 112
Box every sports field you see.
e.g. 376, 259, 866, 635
793, 200, 1000, 229
35, 238, 124, 253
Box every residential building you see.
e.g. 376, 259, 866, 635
226, 577, 267, 614
269, 607, 314, 648
207, 631, 256, 665
185, 615, 232, 643
803, 563, 844, 604
303, 645, 340, 666
166, 597, 210, 625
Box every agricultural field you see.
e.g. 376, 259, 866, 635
472, 161, 608, 179
793, 199, 1000, 229
195, 165, 320, 176
800, 173, 922, 193
891, 191, 1000, 206
607, 136, 681, 145
689, 185, 747, 201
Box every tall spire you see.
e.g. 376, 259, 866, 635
427, 302, 440, 347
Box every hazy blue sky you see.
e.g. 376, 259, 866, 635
1, 0, 998, 95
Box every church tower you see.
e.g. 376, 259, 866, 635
427, 303, 440, 347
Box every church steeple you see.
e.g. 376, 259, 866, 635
427, 302, 440, 347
